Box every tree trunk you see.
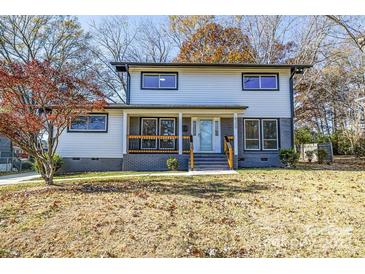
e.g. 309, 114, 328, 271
38, 158, 55, 185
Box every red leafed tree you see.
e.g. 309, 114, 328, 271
0, 60, 106, 184
175, 22, 256, 63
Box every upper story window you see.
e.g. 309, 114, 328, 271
242, 74, 279, 91
141, 72, 178, 90
69, 114, 108, 132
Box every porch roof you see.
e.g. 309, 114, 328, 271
106, 104, 248, 110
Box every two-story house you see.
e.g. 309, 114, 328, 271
57, 62, 311, 172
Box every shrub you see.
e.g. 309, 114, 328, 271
330, 130, 353, 155
305, 150, 314, 162
33, 154, 64, 173
295, 127, 314, 144
354, 139, 365, 158
166, 156, 179, 171
21, 160, 33, 170
316, 149, 328, 164
279, 148, 299, 168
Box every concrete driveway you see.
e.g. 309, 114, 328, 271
0, 172, 41, 186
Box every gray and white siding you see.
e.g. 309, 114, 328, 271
56, 109, 124, 172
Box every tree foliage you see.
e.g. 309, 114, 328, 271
175, 23, 255, 63
0, 60, 105, 184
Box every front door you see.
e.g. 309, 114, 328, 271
192, 117, 221, 153
199, 119, 213, 151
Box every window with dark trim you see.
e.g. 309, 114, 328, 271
140, 118, 177, 150
262, 119, 278, 150
244, 118, 279, 151
242, 74, 279, 90
69, 114, 108, 132
141, 73, 178, 90
141, 118, 158, 149
244, 119, 260, 150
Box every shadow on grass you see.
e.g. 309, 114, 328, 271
53, 178, 270, 199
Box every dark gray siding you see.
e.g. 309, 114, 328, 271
220, 118, 233, 153
0, 135, 12, 157
60, 158, 123, 173
238, 117, 292, 168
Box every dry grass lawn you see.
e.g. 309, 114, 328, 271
0, 160, 364, 257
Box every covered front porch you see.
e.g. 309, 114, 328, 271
114, 105, 246, 171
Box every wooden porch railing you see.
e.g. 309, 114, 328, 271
224, 136, 234, 169
189, 135, 194, 170
128, 135, 190, 153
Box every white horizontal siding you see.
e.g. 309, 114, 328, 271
57, 110, 123, 158
130, 67, 292, 118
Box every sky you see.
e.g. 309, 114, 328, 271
77, 15, 167, 31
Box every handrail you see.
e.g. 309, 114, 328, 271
128, 135, 190, 139
189, 135, 194, 171
224, 136, 234, 169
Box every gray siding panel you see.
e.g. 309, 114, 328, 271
220, 118, 233, 153
60, 158, 123, 173
0, 136, 12, 157
280, 118, 293, 149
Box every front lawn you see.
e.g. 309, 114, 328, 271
0, 163, 364, 257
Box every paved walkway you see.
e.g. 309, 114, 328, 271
0, 172, 41, 186
0, 170, 238, 186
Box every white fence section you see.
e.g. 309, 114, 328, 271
297, 144, 318, 162
297, 143, 334, 162
0, 157, 22, 172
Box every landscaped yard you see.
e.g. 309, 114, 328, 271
0, 159, 364, 257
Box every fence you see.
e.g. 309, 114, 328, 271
297, 142, 334, 162
0, 157, 22, 172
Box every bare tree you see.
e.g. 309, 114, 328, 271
326, 15, 365, 53
89, 16, 138, 103
130, 19, 174, 62
0, 16, 91, 73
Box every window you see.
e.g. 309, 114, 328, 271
242, 74, 278, 90
142, 73, 177, 89
69, 114, 107, 132
244, 119, 260, 150
159, 118, 176, 149
141, 118, 158, 149
262, 119, 278, 150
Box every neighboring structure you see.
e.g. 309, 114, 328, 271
0, 135, 13, 172
0, 135, 12, 158
57, 62, 311, 172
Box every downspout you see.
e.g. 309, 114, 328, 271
289, 68, 295, 149
125, 64, 131, 105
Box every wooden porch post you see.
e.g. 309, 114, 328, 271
122, 112, 128, 154
233, 113, 238, 156
178, 112, 183, 155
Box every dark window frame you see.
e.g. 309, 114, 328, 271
139, 117, 177, 150
242, 73, 279, 91
261, 119, 279, 150
67, 113, 108, 133
243, 118, 280, 152
141, 72, 179, 90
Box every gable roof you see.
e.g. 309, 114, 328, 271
111, 62, 312, 72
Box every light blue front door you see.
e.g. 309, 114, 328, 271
199, 119, 213, 151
